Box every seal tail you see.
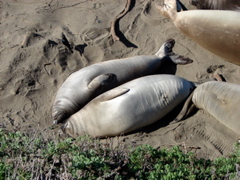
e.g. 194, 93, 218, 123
155, 38, 175, 57
155, 38, 194, 64
155, 0, 178, 20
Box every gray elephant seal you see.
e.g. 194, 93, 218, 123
191, 0, 240, 10
52, 39, 193, 124
156, 0, 240, 65
176, 81, 240, 135
61, 75, 195, 138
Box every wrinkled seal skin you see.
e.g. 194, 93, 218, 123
191, 0, 240, 10
156, 0, 240, 65
192, 81, 240, 135
62, 75, 195, 138
52, 38, 193, 124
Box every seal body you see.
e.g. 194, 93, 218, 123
192, 81, 240, 135
191, 0, 240, 10
156, 0, 240, 65
52, 39, 193, 123
62, 75, 195, 138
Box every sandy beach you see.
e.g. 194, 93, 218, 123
1, 0, 239, 159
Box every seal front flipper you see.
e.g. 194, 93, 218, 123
169, 54, 193, 65
87, 73, 117, 93
96, 88, 130, 102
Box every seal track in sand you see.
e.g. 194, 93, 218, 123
192, 126, 234, 155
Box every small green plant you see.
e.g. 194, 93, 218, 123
0, 129, 239, 179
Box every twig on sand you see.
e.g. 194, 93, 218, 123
43, 63, 51, 76
110, 0, 132, 41
213, 69, 224, 82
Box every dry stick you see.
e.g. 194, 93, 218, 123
213, 69, 224, 82
43, 63, 51, 76
110, 0, 132, 41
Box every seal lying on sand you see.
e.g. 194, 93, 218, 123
192, 81, 240, 135
61, 75, 195, 138
156, 0, 240, 65
52, 39, 193, 124
175, 81, 240, 135
191, 0, 240, 10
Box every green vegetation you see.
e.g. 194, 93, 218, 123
0, 129, 239, 179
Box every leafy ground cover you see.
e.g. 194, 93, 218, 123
0, 129, 239, 179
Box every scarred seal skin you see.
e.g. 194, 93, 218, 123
52, 38, 193, 124
61, 74, 195, 138
156, 0, 240, 65
192, 81, 240, 135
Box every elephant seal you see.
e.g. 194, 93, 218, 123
61, 75, 195, 138
191, 0, 240, 10
192, 81, 240, 135
52, 38, 193, 124
156, 0, 240, 65
176, 81, 240, 135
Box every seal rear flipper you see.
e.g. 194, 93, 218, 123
87, 73, 117, 93
169, 54, 193, 65
174, 91, 196, 122
155, 38, 175, 57
155, 0, 178, 19
96, 88, 130, 102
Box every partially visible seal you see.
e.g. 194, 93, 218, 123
156, 0, 240, 65
52, 38, 193, 124
191, 0, 240, 10
176, 81, 240, 135
192, 81, 240, 135
61, 75, 195, 138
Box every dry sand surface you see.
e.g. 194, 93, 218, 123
1, 0, 240, 159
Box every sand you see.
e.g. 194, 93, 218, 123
1, 0, 239, 159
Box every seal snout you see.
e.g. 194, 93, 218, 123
52, 107, 68, 124
52, 110, 61, 124
53, 120, 58, 125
